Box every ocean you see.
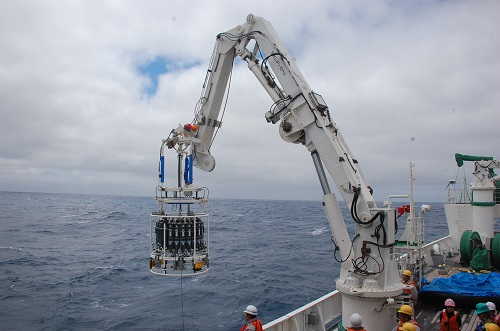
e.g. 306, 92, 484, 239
0, 191, 447, 330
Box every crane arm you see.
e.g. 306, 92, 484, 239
188, 14, 376, 218
165, 14, 396, 268
162, 14, 405, 328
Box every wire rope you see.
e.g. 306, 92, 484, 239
180, 268, 185, 330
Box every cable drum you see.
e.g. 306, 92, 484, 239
491, 233, 500, 269
495, 181, 500, 204
459, 231, 481, 264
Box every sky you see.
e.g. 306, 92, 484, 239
1, 0, 498, 203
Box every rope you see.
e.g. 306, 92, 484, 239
181, 268, 185, 330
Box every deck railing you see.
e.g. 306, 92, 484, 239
445, 187, 472, 204
263, 290, 342, 331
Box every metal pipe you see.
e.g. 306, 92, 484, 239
311, 151, 331, 195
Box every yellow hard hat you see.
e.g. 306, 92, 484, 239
397, 304, 413, 316
399, 322, 417, 331
485, 323, 500, 331
402, 270, 412, 277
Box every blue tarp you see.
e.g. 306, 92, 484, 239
420, 272, 500, 297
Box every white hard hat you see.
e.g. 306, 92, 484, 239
244, 305, 258, 316
486, 302, 497, 311
350, 313, 362, 327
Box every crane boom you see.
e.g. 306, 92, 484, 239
193, 14, 375, 215
162, 14, 404, 330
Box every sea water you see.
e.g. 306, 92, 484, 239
0, 191, 446, 330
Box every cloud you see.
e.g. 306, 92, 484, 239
1, 0, 498, 202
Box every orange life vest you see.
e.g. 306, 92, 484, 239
440, 309, 459, 331
240, 319, 263, 331
402, 280, 417, 294
346, 327, 366, 331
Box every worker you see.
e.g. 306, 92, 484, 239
475, 302, 500, 331
402, 269, 418, 304
397, 304, 421, 331
486, 302, 500, 326
400, 322, 417, 331
439, 298, 461, 331
346, 313, 366, 331
240, 304, 263, 331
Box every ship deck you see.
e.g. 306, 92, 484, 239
264, 252, 495, 331
415, 253, 483, 331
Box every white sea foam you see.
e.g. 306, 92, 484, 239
311, 227, 329, 236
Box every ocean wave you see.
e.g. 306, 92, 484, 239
311, 226, 329, 236
0, 246, 23, 251
100, 211, 129, 221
